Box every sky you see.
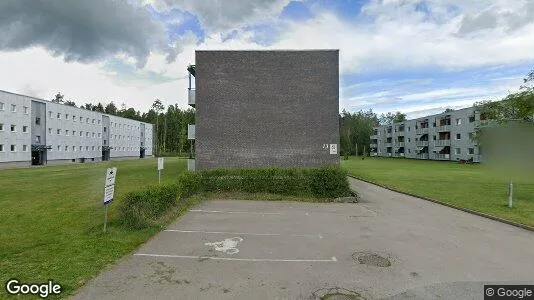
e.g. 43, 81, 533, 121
0, 0, 533, 119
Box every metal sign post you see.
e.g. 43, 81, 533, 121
103, 167, 117, 233
157, 157, 164, 184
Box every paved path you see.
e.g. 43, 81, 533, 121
72, 178, 534, 299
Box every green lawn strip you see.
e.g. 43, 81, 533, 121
342, 157, 534, 227
0, 158, 187, 298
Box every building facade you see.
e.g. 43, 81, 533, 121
0, 90, 154, 168
370, 107, 485, 162
187, 50, 340, 171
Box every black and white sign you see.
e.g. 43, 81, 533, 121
103, 167, 117, 205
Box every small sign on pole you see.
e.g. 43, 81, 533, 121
157, 157, 164, 184
103, 167, 117, 232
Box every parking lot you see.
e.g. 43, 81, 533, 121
72, 178, 534, 299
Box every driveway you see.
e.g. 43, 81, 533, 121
71, 178, 534, 299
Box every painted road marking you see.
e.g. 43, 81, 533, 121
164, 230, 324, 239
189, 209, 283, 215
204, 237, 243, 255
134, 253, 338, 262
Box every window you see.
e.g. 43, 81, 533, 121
49, 111, 53, 118
11, 104, 16, 112
104, 127, 107, 132
73, 115, 76, 121
408, 138, 410, 142
80, 116, 83, 122
469, 132, 475, 140
57, 145, 61, 151
104, 140, 107, 145
73, 146, 76, 152
433, 135, 436, 140
408, 149, 411, 153
73, 130, 76, 136
35, 135, 40, 143
0, 102, 4, 110
57, 113, 61, 119
65, 130, 69, 136
98, 133, 101, 138
455, 148, 461, 155
468, 148, 474, 155
98, 146, 101, 151
86, 146, 89, 151
469, 115, 475, 123
456, 133, 461, 140
0, 145, 3, 151
35, 117, 41, 125
0, 124, 3, 131
92, 119, 95, 124
80, 131, 83, 137
48, 128, 52, 134
57, 129, 61, 135
456, 118, 462, 125
22, 126, 28, 133
92, 146, 95, 151
10, 145, 16, 152
98, 120, 101, 124
80, 146, 83, 151
23, 145, 28, 152
86, 132, 89, 137
65, 146, 68, 151
86, 118, 89, 123
10, 125, 16, 132
92, 132, 95, 138
23, 106, 29, 114
66, 114, 69, 119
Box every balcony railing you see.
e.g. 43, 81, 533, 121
396, 131, 405, 136
435, 139, 451, 146
395, 142, 405, 147
416, 141, 429, 147
395, 153, 405, 157
416, 153, 429, 159
436, 125, 451, 132
416, 128, 429, 134
435, 153, 450, 160
188, 124, 195, 140
188, 88, 196, 107
386, 142, 392, 147
370, 143, 378, 148
386, 132, 392, 137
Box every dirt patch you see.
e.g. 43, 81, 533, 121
313, 287, 366, 300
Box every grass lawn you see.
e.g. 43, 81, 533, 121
342, 157, 534, 227
0, 157, 187, 298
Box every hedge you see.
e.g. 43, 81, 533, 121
118, 166, 353, 229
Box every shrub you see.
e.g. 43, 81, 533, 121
118, 183, 180, 229
117, 165, 354, 229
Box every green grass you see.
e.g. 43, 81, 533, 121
342, 157, 534, 227
0, 157, 187, 298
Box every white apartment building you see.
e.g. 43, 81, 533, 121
0, 90, 154, 168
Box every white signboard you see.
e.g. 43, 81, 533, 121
330, 143, 338, 155
158, 157, 164, 170
104, 167, 117, 204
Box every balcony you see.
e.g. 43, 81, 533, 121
395, 142, 405, 147
435, 139, 451, 146
370, 143, 378, 148
416, 141, 429, 147
386, 142, 392, 147
435, 153, 451, 160
436, 125, 451, 132
416, 128, 429, 135
188, 124, 195, 140
188, 88, 195, 107
371, 134, 378, 139
416, 153, 429, 159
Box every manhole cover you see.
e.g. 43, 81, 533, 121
312, 287, 366, 300
352, 252, 391, 267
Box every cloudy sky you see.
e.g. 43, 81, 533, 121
0, 0, 533, 119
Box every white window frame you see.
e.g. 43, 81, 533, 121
0, 102, 4, 110
23, 145, 28, 152
10, 125, 16, 132
0, 144, 3, 152
22, 126, 28, 133
10, 144, 16, 152
11, 104, 16, 112
23, 106, 29, 114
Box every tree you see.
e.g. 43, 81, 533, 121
52, 92, 64, 103
340, 109, 379, 156
379, 111, 407, 125
104, 102, 118, 115
151, 99, 165, 156
444, 108, 454, 113
64, 101, 77, 107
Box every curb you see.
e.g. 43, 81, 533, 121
347, 175, 534, 233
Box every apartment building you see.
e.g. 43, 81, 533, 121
370, 107, 485, 162
0, 90, 154, 168
186, 50, 340, 171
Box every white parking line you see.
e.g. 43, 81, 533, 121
164, 229, 323, 238
189, 209, 283, 215
134, 253, 337, 262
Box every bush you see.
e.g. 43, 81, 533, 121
118, 183, 180, 229
118, 166, 353, 229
